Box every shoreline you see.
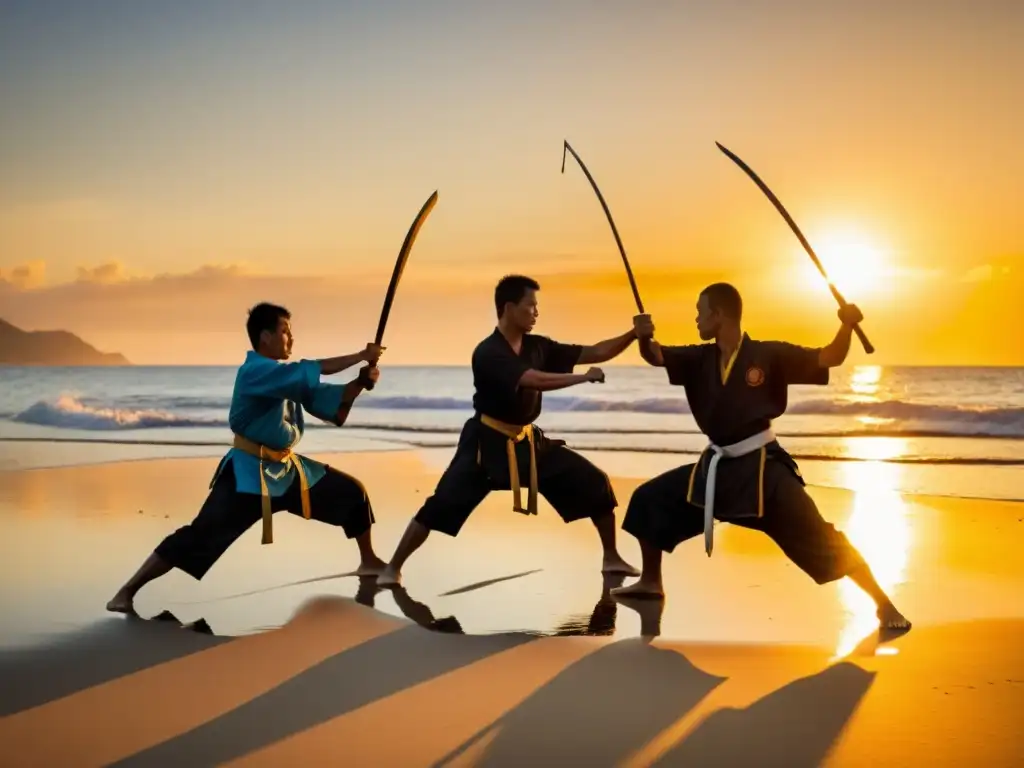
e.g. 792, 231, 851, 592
2, 438, 1022, 505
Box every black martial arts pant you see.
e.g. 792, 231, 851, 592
155, 461, 374, 580
622, 461, 865, 584
414, 419, 618, 536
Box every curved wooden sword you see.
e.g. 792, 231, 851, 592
365, 190, 439, 390
715, 142, 874, 354
562, 140, 645, 314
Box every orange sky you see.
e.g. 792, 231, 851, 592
1, 3, 1021, 366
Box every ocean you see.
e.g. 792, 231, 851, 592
1, 364, 1022, 501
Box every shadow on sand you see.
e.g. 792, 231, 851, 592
432, 594, 876, 767
110, 618, 539, 766
0, 612, 228, 716
107, 574, 637, 766
655, 662, 875, 767
433, 637, 727, 767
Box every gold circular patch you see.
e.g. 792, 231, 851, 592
745, 365, 765, 387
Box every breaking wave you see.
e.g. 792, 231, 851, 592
5, 394, 1024, 440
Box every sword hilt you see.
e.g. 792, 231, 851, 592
852, 324, 874, 354
827, 285, 875, 355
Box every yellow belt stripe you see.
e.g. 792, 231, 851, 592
232, 433, 311, 545
479, 415, 538, 516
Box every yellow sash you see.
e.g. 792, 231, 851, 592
231, 434, 311, 545
479, 415, 538, 516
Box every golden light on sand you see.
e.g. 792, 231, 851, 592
833, 438, 911, 658
800, 233, 888, 299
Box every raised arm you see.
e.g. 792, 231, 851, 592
633, 314, 665, 366
577, 329, 637, 365
303, 366, 379, 426
817, 304, 862, 368
332, 366, 378, 426
238, 344, 382, 401
318, 343, 383, 376
632, 313, 704, 386
519, 367, 605, 392
473, 337, 605, 399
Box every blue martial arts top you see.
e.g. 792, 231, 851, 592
212, 351, 345, 495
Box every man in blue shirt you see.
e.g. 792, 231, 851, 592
106, 302, 386, 615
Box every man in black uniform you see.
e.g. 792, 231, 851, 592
611, 283, 911, 634
378, 275, 640, 586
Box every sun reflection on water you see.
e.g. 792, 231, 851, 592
849, 364, 882, 397
834, 437, 912, 658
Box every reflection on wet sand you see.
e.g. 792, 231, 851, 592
129, 571, 671, 646
354, 573, 649, 639
3, 450, 1019, 658
834, 436, 912, 658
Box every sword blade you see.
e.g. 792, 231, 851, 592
363, 190, 438, 391
715, 142, 874, 355
562, 140, 645, 314
374, 190, 438, 345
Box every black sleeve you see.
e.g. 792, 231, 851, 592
766, 342, 830, 386
660, 345, 703, 386
537, 336, 583, 374
473, 342, 530, 396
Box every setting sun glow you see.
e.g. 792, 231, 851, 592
801, 234, 889, 299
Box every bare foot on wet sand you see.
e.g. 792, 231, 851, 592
354, 556, 388, 577
376, 567, 402, 588
601, 556, 641, 577
609, 580, 664, 600
878, 603, 912, 636
106, 591, 138, 616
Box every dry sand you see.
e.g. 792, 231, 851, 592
1, 450, 1022, 766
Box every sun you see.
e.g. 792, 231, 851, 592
799, 232, 888, 299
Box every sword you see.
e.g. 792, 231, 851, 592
715, 142, 874, 354
364, 190, 439, 390
561, 140, 645, 314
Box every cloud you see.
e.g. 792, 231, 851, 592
75, 261, 127, 284
0, 260, 46, 290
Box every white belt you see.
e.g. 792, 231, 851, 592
703, 428, 776, 557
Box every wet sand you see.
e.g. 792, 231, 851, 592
1, 450, 1022, 765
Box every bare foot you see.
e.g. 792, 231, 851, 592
878, 603, 912, 636
355, 556, 387, 577
106, 591, 138, 615
609, 580, 664, 600
602, 555, 640, 576
377, 567, 402, 588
